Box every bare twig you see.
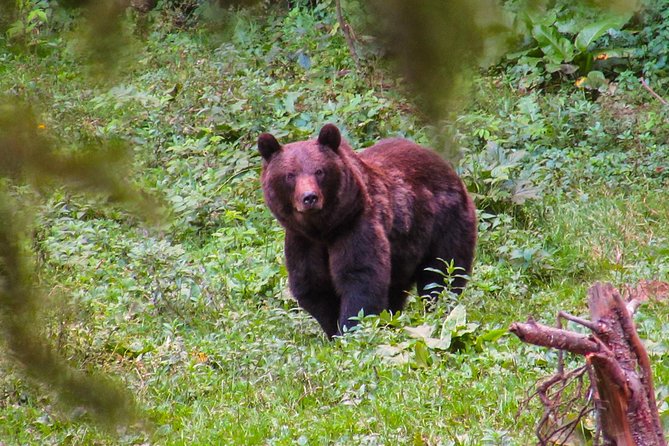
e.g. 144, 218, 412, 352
558, 310, 599, 332
640, 77, 669, 106
532, 366, 592, 445
335, 0, 360, 69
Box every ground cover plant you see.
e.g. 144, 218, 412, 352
0, 0, 668, 444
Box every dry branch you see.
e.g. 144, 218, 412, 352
335, 0, 360, 69
510, 319, 599, 356
640, 77, 669, 106
511, 282, 667, 446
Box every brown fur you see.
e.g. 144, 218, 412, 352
258, 124, 477, 337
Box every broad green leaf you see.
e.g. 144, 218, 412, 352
505, 48, 532, 60
532, 24, 575, 63
475, 328, 509, 352
377, 343, 411, 364
490, 165, 510, 180
454, 322, 480, 337
592, 48, 633, 59
522, 9, 557, 29
512, 181, 542, 204
507, 150, 527, 163
27, 9, 48, 24
297, 52, 311, 70
426, 335, 451, 350
282, 91, 301, 114
477, 328, 508, 344
581, 70, 608, 91
517, 56, 543, 67
574, 16, 630, 53
378, 309, 401, 326
545, 62, 564, 73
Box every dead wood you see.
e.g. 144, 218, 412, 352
334, 0, 360, 69
510, 282, 667, 446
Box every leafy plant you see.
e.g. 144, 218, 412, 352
422, 258, 469, 300
506, 3, 633, 87
6, 0, 51, 46
628, 0, 669, 82
376, 305, 506, 368
459, 140, 543, 214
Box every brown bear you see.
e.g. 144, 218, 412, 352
258, 124, 476, 337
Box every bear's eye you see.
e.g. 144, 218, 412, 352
315, 169, 324, 177
286, 173, 296, 181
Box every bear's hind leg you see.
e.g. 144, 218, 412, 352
416, 209, 476, 299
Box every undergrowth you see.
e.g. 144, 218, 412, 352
0, 1, 668, 445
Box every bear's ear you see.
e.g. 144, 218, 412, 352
258, 133, 281, 161
317, 124, 341, 152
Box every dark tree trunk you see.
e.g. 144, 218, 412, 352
510, 282, 666, 446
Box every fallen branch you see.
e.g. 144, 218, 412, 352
640, 77, 669, 106
510, 318, 598, 356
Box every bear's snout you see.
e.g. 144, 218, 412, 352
302, 192, 319, 207
296, 190, 322, 212
294, 175, 323, 213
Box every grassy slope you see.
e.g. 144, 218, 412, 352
1, 4, 669, 445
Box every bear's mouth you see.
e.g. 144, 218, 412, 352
295, 204, 322, 214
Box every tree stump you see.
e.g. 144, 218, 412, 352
510, 282, 666, 446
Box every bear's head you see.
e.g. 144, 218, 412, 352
258, 124, 362, 237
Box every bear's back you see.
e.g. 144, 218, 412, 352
360, 138, 460, 192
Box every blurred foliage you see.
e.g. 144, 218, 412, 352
507, 5, 632, 85
0, 100, 153, 427
0, 101, 161, 220
0, 0, 669, 443
367, 0, 513, 121
501, 0, 669, 91
5, 0, 50, 46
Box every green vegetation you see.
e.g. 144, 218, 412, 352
1, 1, 668, 444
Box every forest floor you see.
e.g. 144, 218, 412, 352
1, 3, 668, 445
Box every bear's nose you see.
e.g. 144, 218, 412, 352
302, 192, 318, 207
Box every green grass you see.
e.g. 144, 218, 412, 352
0, 3, 668, 445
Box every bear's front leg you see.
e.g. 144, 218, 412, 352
285, 231, 341, 337
329, 221, 391, 334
